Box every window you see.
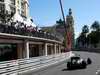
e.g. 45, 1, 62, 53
10, 0, 15, 5
0, 4, 5, 14
0, 0, 4, 2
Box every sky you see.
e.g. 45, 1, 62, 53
29, 0, 100, 38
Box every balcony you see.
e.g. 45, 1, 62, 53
0, 23, 60, 41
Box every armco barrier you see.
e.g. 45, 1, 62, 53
73, 48, 100, 53
0, 52, 74, 75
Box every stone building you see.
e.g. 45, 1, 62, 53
0, 0, 15, 23
0, 0, 62, 61
66, 8, 75, 50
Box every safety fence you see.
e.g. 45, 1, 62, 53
0, 52, 74, 75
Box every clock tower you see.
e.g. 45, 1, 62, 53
66, 8, 74, 51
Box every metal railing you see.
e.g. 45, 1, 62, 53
0, 23, 60, 41
0, 52, 73, 75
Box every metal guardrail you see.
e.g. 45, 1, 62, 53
73, 48, 100, 53
0, 52, 73, 75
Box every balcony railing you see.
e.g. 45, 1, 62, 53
0, 23, 60, 41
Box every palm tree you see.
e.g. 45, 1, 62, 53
91, 21, 100, 31
82, 25, 89, 34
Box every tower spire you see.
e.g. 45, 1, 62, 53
69, 8, 72, 15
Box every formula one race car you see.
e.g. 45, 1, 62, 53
67, 56, 91, 70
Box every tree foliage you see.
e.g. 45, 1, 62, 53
91, 21, 100, 31
87, 31, 100, 47
76, 21, 100, 48
77, 25, 89, 48
82, 25, 89, 34
56, 19, 64, 28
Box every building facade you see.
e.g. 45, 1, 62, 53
0, 0, 16, 23
66, 8, 75, 50
0, 32, 62, 61
0, 0, 29, 23
0, 0, 63, 62
15, 0, 29, 19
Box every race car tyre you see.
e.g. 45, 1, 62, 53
67, 62, 71, 69
87, 58, 92, 65
82, 61, 87, 68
